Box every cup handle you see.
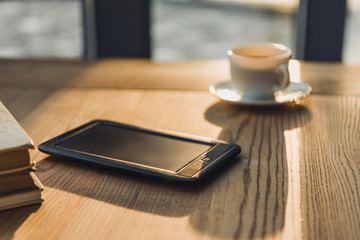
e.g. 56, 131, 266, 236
276, 64, 290, 90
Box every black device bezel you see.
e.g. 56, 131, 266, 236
38, 120, 241, 182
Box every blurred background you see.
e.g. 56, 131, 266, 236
0, 0, 359, 63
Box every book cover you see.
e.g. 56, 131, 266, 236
0, 101, 34, 151
0, 102, 44, 211
0, 169, 38, 194
0, 172, 44, 211
0, 101, 34, 170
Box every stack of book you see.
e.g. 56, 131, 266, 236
0, 102, 43, 211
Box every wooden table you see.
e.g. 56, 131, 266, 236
0, 59, 359, 240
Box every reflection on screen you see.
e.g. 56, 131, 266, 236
55, 123, 213, 172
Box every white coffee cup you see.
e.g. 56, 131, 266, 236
228, 43, 292, 100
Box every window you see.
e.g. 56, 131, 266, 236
152, 0, 296, 61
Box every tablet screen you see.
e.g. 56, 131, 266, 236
54, 122, 214, 172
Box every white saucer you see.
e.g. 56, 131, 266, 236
209, 81, 312, 106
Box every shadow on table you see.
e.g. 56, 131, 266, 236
187, 102, 312, 239
0, 204, 41, 239
0, 60, 92, 238
36, 101, 311, 239
37, 148, 240, 217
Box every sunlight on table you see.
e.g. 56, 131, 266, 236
282, 127, 303, 239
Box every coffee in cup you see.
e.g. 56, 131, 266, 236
228, 43, 292, 100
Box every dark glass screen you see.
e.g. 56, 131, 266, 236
55, 123, 213, 172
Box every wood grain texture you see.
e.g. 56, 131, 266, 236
0, 59, 228, 90
0, 59, 359, 240
299, 95, 360, 240
300, 61, 360, 95
2, 58, 360, 94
